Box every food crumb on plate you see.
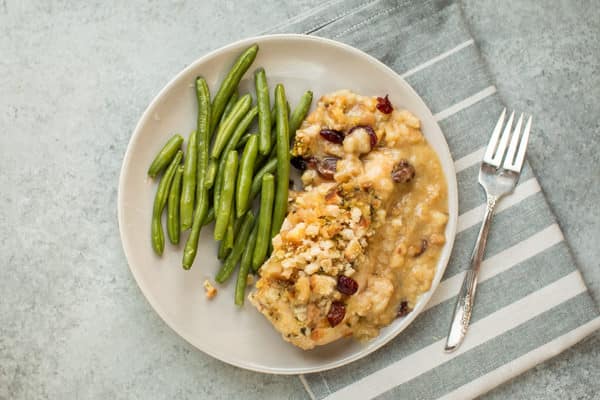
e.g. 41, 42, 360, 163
203, 280, 217, 299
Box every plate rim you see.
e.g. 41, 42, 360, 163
118, 33, 458, 375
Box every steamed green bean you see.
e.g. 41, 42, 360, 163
151, 150, 182, 255
209, 44, 258, 134
167, 165, 184, 244
148, 134, 183, 178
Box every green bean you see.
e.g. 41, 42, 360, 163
147, 134, 183, 178
195, 76, 211, 204
236, 135, 258, 217
250, 157, 277, 200
270, 127, 277, 150
210, 44, 258, 134
211, 94, 252, 159
225, 212, 240, 250
212, 107, 258, 209
271, 84, 290, 239
254, 153, 267, 172
218, 239, 231, 260
180, 130, 197, 230
224, 218, 234, 251
219, 90, 238, 125
216, 211, 255, 283
219, 212, 243, 259
269, 90, 289, 124
254, 102, 283, 167
236, 222, 258, 305
167, 165, 184, 245
254, 68, 272, 155
151, 150, 183, 255
254, 129, 275, 169
271, 105, 276, 127
203, 207, 215, 226
220, 221, 234, 259
205, 159, 217, 189
182, 77, 211, 269
218, 246, 231, 260
213, 166, 223, 214
252, 173, 274, 271
268, 137, 277, 159
236, 132, 253, 149
289, 90, 313, 141
260, 97, 286, 162
225, 108, 258, 154
214, 150, 238, 241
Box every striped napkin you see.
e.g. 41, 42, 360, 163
266, 0, 600, 399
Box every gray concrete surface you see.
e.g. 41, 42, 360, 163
0, 0, 597, 399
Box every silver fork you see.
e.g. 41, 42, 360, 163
444, 109, 533, 352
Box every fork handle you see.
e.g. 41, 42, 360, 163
445, 195, 497, 352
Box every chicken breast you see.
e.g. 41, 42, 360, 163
249, 90, 448, 350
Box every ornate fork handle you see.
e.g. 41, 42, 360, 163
445, 195, 497, 352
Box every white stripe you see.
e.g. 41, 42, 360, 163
427, 224, 564, 310
457, 177, 541, 233
323, 271, 587, 400
454, 147, 485, 173
401, 39, 475, 79
434, 86, 497, 122
438, 316, 600, 400
299, 375, 317, 400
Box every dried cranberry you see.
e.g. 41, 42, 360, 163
290, 156, 307, 171
391, 160, 415, 183
376, 95, 393, 114
316, 157, 338, 180
348, 125, 377, 149
337, 275, 359, 295
320, 129, 345, 144
397, 301, 412, 317
327, 301, 346, 327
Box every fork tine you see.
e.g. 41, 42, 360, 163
512, 115, 532, 172
483, 108, 506, 166
490, 111, 515, 166
503, 113, 524, 170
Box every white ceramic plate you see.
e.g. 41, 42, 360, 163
118, 34, 458, 374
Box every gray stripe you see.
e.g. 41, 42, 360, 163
437, 93, 503, 160
405, 44, 493, 114
305, 373, 331, 400
339, 2, 470, 76
306, 240, 574, 397
266, 0, 380, 35
456, 162, 534, 214
456, 163, 488, 212
446, 191, 555, 279
375, 292, 598, 399
313, 0, 452, 38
